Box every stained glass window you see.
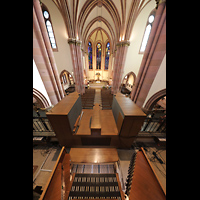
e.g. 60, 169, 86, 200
96, 43, 101, 70
105, 42, 110, 70
88, 42, 92, 69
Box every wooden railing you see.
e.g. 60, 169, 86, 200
140, 110, 166, 134
33, 109, 55, 136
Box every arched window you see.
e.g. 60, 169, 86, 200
96, 43, 102, 70
139, 10, 155, 53
41, 3, 58, 51
62, 73, 68, 85
105, 42, 110, 70
88, 42, 93, 69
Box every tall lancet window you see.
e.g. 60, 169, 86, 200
139, 10, 155, 53
41, 3, 58, 51
105, 42, 110, 70
88, 42, 93, 69
96, 43, 102, 70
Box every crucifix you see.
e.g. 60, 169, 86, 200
96, 72, 101, 81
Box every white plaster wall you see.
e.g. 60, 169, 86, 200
142, 54, 166, 107
42, 0, 73, 75
33, 59, 51, 106
123, 1, 156, 79
128, 74, 134, 85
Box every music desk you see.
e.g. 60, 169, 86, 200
69, 148, 119, 163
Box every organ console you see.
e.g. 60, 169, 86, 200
46, 92, 146, 148
39, 147, 166, 200
39, 90, 164, 198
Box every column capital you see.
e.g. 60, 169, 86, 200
116, 40, 130, 47
155, 0, 166, 9
67, 38, 82, 46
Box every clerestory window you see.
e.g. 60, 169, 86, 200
41, 3, 58, 51
139, 10, 155, 53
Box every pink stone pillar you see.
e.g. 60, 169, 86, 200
68, 38, 85, 94
33, 0, 64, 105
112, 41, 130, 94
130, 1, 166, 107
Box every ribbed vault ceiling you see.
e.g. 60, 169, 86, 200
52, 0, 153, 51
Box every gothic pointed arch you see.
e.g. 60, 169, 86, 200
33, 88, 50, 108
60, 70, 74, 86
143, 88, 166, 111
122, 71, 136, 85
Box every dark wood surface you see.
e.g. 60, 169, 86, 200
129, 149, 166, 200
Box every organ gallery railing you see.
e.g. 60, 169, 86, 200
33, 109, 55, 136
140, 110, 166, 134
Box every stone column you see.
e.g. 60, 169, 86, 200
108, 52, 113, 80
84, 50, 89, 79
130, 0, 166, 107
68, 38, 85, 94
112, 40, 130, 94
33, 0, 64, 105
